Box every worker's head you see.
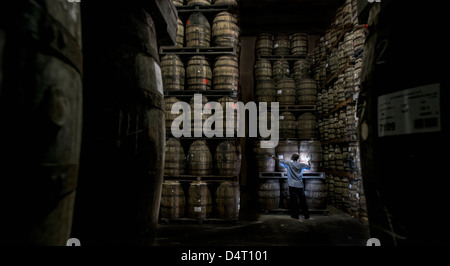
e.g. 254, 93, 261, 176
291, 154, 299, 161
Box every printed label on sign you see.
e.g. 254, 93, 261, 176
377, 84, 440, 137
194, 207, 202, 213
277, 90, 282, 95
278, 155, 283, 159
154, 62, 163, 95
279, 116, 284, 120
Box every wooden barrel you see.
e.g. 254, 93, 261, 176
292, 59, 311, 82
297, 112, 317, 139
187, 140, 213, 175
164, 138, 186, 176
212, 11, 240, 47
165, 97, 184, 134
275, 140, 299, 172
161, 54, 185, 91
256, 33, 273, 56
218, 96, 238, 136
214, 0, 238, 5
160, 181, 186, 219
253, 141, 276, 172
215, 140, 241, 176
69, 5, 164, 245
255, 78, 276, 103
272, 60, 290, 82
175, 18, 184, 47
290, 33, 308, 56
279, 112, 296, 138
279, 178, 290, 209
0, 1, 83, 246
304, 178, 327, 210
215, 181, 240, 219
186, 12, 211, 47
186, 55, 212, 90
254, 59, 272, 80
173, 0, 184, 7
187, 181, 212, 220
257, 179, 280, 211
273, 33, 290, 56
297, 78, 318, 105
187, 0, 211, 6
276, 78, 296, 105
190, 95, 211, 135
299, 140, 323, 172
213, 55, 239, 90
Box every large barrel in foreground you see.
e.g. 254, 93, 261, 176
0, 1, 83, 246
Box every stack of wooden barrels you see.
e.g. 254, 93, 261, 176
161, 0, 242, 222
252, 32, 328, 212
311, 0, 368, 225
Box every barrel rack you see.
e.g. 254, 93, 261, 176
160, 3, 242, 225
164, 174, 239, 182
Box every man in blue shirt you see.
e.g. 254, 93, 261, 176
271, 153, 311, 219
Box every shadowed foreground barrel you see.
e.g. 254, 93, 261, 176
304, 178, 327, 210
188, 140, 213, 175
258, 179, 280, 211
0, 1, 83, 245
188, 181, 212, 220
215, 181, 240, 219
161, 181, 186, 219
215, 140, 241, 176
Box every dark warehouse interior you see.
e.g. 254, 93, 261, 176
0, 1, 448, 258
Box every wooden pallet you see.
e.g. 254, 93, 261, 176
257, 54, 307, 61
175, 4, 237, 14
278, 105, 317, 112
163, 89, 238, 98
258, 172, 287, 178
164, 174, 239, 182
159, 46, 236, 55
261, 208, 330, 216
159, 217, 239, 225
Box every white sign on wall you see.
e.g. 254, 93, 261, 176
377, 84, 441, 137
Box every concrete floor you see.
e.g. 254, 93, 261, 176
155, 205, 370, 246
